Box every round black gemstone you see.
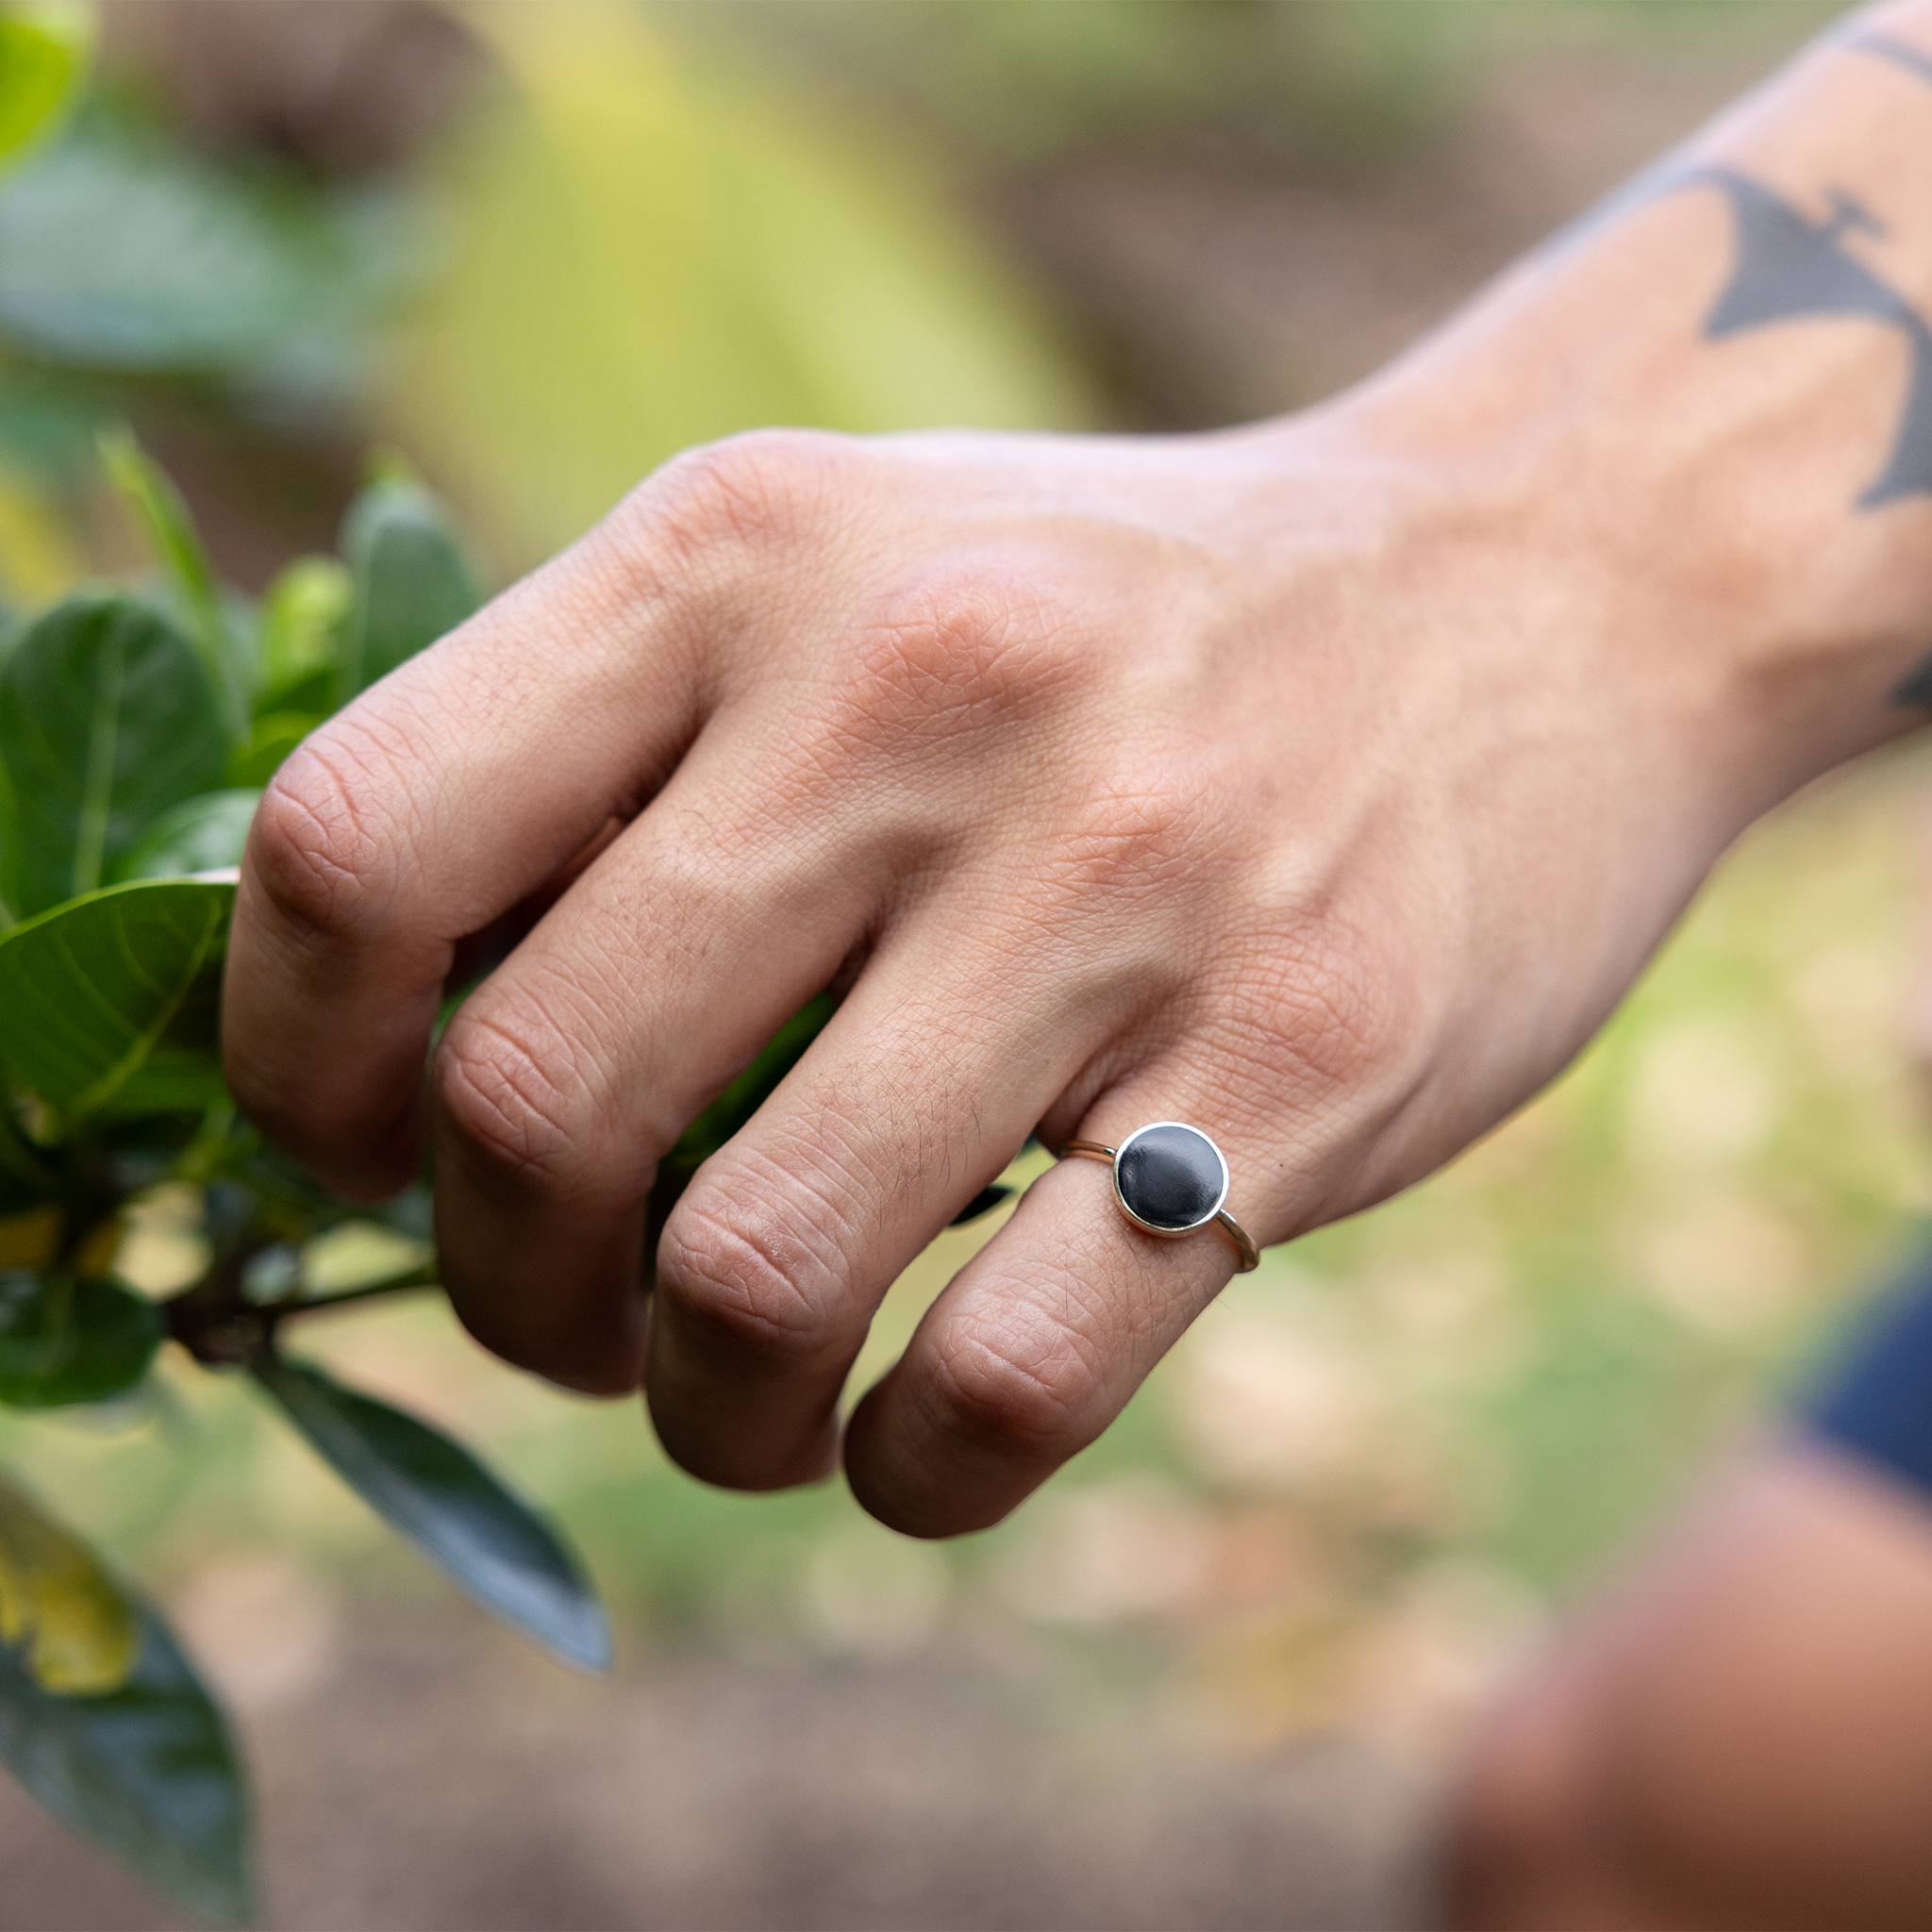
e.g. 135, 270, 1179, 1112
1115, 1124, 1224, 1232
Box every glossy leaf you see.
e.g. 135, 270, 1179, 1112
111, 789, 258, 883
0, 1270, 160, 1407
92, 1041, 226, 1120
258, 553, 348, 710
0, 5, 91, 172
336, 475, 479, 701
0, 1474, 137, 1693
0, 593, 228, 918
0, 877, 231, 1116
98, 427, 249, 736
255, 1355, 610, 1673
0, 1492, 250, 1925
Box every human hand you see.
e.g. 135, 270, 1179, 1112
223, 89, 1932, 1531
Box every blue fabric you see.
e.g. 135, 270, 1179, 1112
1806, 1250, 1932, 1494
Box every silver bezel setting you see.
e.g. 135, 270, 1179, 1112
1110, 1121, 1230, 1239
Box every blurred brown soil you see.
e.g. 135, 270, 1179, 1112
0, 1615, 1427, 1931
0, 35, 1795, 1932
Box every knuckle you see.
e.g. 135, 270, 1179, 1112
1221, 916, 1410, 1099
846, 568, 1074, 736
656, 1193, 834, 1370
1053, 752, 1203, 896
435, 995, 598, 1191
924, 1302, 1099, 1463
626, 428, 854, 561
248, 724, 408, 943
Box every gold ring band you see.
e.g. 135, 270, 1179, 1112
1059, 1125, 1260, 1273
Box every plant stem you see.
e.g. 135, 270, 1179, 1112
273, 1267, 438, 1319
165, 1261, 436, 1367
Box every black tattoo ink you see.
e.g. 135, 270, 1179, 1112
1491, 38, 1932, 706
1678, 164, 1932, 706
1831, 36, 1932, 700
1846, 27, 1932, 92
1686, 166, 1932, 509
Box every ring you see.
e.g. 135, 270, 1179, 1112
1058, 1122, 1260, 1273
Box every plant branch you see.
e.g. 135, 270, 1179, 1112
272, 1266, 439, 1320
165, 1258, 437, 1367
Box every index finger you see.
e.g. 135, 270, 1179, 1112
224, 496, 707, 1198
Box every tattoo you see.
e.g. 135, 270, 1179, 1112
1846, 34, 1932, 703
1535, 38, 1932, 704
1682, 163, 1932, 706
1684, 166, 1932, 509
1845, 27, 1932, 91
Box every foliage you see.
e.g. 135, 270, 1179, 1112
0, 106, 421, 407
386, 0, 1099, 567
0, 3, 89, 172
0, 418, 1023, 1919
0, 451, 486, 1921
0, 1489, 247, 1926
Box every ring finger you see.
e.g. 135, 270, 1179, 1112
843, 1054, 1294, 1538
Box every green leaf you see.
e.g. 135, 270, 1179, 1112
97, 1041, 226, 1120
258, 553, 348, 711
111, 789, 258, 884
0, 1481, 250, 1924
337, 476, 479, 702
227, 709, 317, 789
0, 1471, 138, 1691
0, 593, 229, 918
672, 992, 836, 1169
255, 1354, 610, 1673
0, 1270, 159, 1407
0, 5, 92, 175
97, 428, 218, 641
0, 877, 231, 1116
0, 747, 21, 928
97, 427, 248, 737
0, 112, 420, 387
949, 1183, 1012, 1227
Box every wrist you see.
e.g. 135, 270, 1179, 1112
1314, 152, 1932, 837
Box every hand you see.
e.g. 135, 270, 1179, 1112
223, 144, 1924, 1531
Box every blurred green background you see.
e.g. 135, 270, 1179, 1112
1, 0, 1924, 1922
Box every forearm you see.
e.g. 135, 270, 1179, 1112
1311, 1, 1932, 822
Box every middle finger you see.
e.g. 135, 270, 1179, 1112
644, 903, 1128, 1490
430, 718, 880, 1393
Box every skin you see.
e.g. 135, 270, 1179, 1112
1446, 1441, 1932, 1929
222, 3, 1932, 1543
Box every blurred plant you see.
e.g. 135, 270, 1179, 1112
690, 0, 1463, 179
0, 425, 1016, 1922
0, 434, 562, 1923
385, 0, 1100, 568
0, 1, 88, 163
